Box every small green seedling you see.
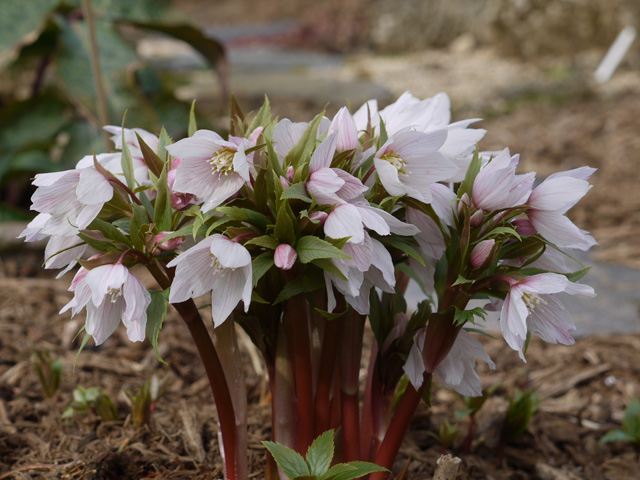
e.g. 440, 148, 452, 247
428, 419, 460, 454
126, 375, 171, 427
262, 429, 387, 480
62, 386, 119, 422
31, 350, 62, 399
499, 388, 541, 445
456, 383, 501, 454
600, 397, 640, 457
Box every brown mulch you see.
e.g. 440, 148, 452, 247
1, 253, 639, 479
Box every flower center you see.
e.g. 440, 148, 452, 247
209, 148, 235, 175
522, 292, 546, 314
381, 152, 408, 174
210, 254, 236, 275
107, 286, 123, 303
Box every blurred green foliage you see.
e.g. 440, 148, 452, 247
0, 0, 225, 218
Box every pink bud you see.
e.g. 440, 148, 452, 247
286, 166, 295, 183
470, 209, 484, 227
279, 176, 290, 190
155, 232, 185, 252
309, 211, 328, 224
274, 244, 297, 271
512, 218, 537, 236
471, 239, 495, 268
458, 193, 471, 213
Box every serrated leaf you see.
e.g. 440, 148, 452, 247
252, 252, 275, 287
296, 236, 351, 263
451, 275, 473, 287
453, 306, 487, 327
274, 273, 325, 304
262, 441, 310, 479
216, 206, 271, 231
565, 266, 591, 283
281, 182, 312, 202
88, 218, 132, 247
146, 288, 169, 364
306, 430, 334, 476
286, 113, 322, 174
323, 461, 387, 480
130, 204, 149, 251
245, 235, 279, 250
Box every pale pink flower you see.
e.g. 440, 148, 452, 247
274, 244, 297, 271
374, 129, 456, 202
500, 273, 596, 360
525, 167, 596, 250
472, 149, 524, 211
272, 117, 331, 164
61, 264, 151, 345
166, 128, 262, 212
167, 235, 252, 326
404, 329, 495, 396
167, 158, 197, 210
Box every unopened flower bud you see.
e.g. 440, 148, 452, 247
471, 239, 495, 268
309, 211, 328, 224
286, 166, 295, 183
512, 218, 537, 237
470, 209, 484, 227
458, 193, 471, 214
274, 244, 297, 270
155, 232, 185, 252
280, 176, 290, 190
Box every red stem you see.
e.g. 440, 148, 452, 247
360, 341, 378, 461
339, 311, 365, 462
286, 292, 314, 452
369, 374, 432, 479
314, 317, 340, 436
463, 414, 475, 456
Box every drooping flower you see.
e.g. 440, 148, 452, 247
525, 167, 597, 250
61, 263, 151, 345
168, 235, 252, 326
166, 128, 262, 212
500, 273, 596, 360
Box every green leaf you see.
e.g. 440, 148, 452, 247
622, 397, 640, 437
252, 252, 275, 287
274, 202, 297, 246
457, 146, 482, 198
216, 206, 271, 231
153, 164, 172, 231
136, 132, 164, 177
73, 332, 92, 373
599, 429, 635, 444
296, 236, 351, 264
310, 258, 347, 281
453, 306, 487, 327
306, 430, 334, 476
88, 218, 132, 247
323, 461, 387, 480
274, 273, 325, 304
146, 289, 170, 364
157, 127, 172, 162
288, 113, 323, 179
229, 94, 246, 137
451, 275, 473, 287
248, 95, 272, 132
130, 204, 149, 251
245, 235, 279, 250
120, 115, 136, 190
262, 441, 310, 479
0, 0, 58, 51
565, 266, 591, 283
281, 182, 312, 202
378, 236, 425, 266
484, 226, 521, 242
188, 100, 197, 136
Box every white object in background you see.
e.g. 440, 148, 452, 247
594, 26, 637, 83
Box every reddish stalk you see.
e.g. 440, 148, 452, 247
273, 321, 296, 450
285, 292, 314, 452
147, 262, 237, 479
314, 316, 340, 436
360, 342, 378, 460
369, 374, 431, 480
463, 415, 475, 456
339, 311, 365, 462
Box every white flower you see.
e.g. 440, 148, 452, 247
61, 264, 150, 345
168, 235, 252, 326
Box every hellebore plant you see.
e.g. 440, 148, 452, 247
22, 91, 596, 479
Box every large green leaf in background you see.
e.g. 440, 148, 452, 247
0, 0, 58, 52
